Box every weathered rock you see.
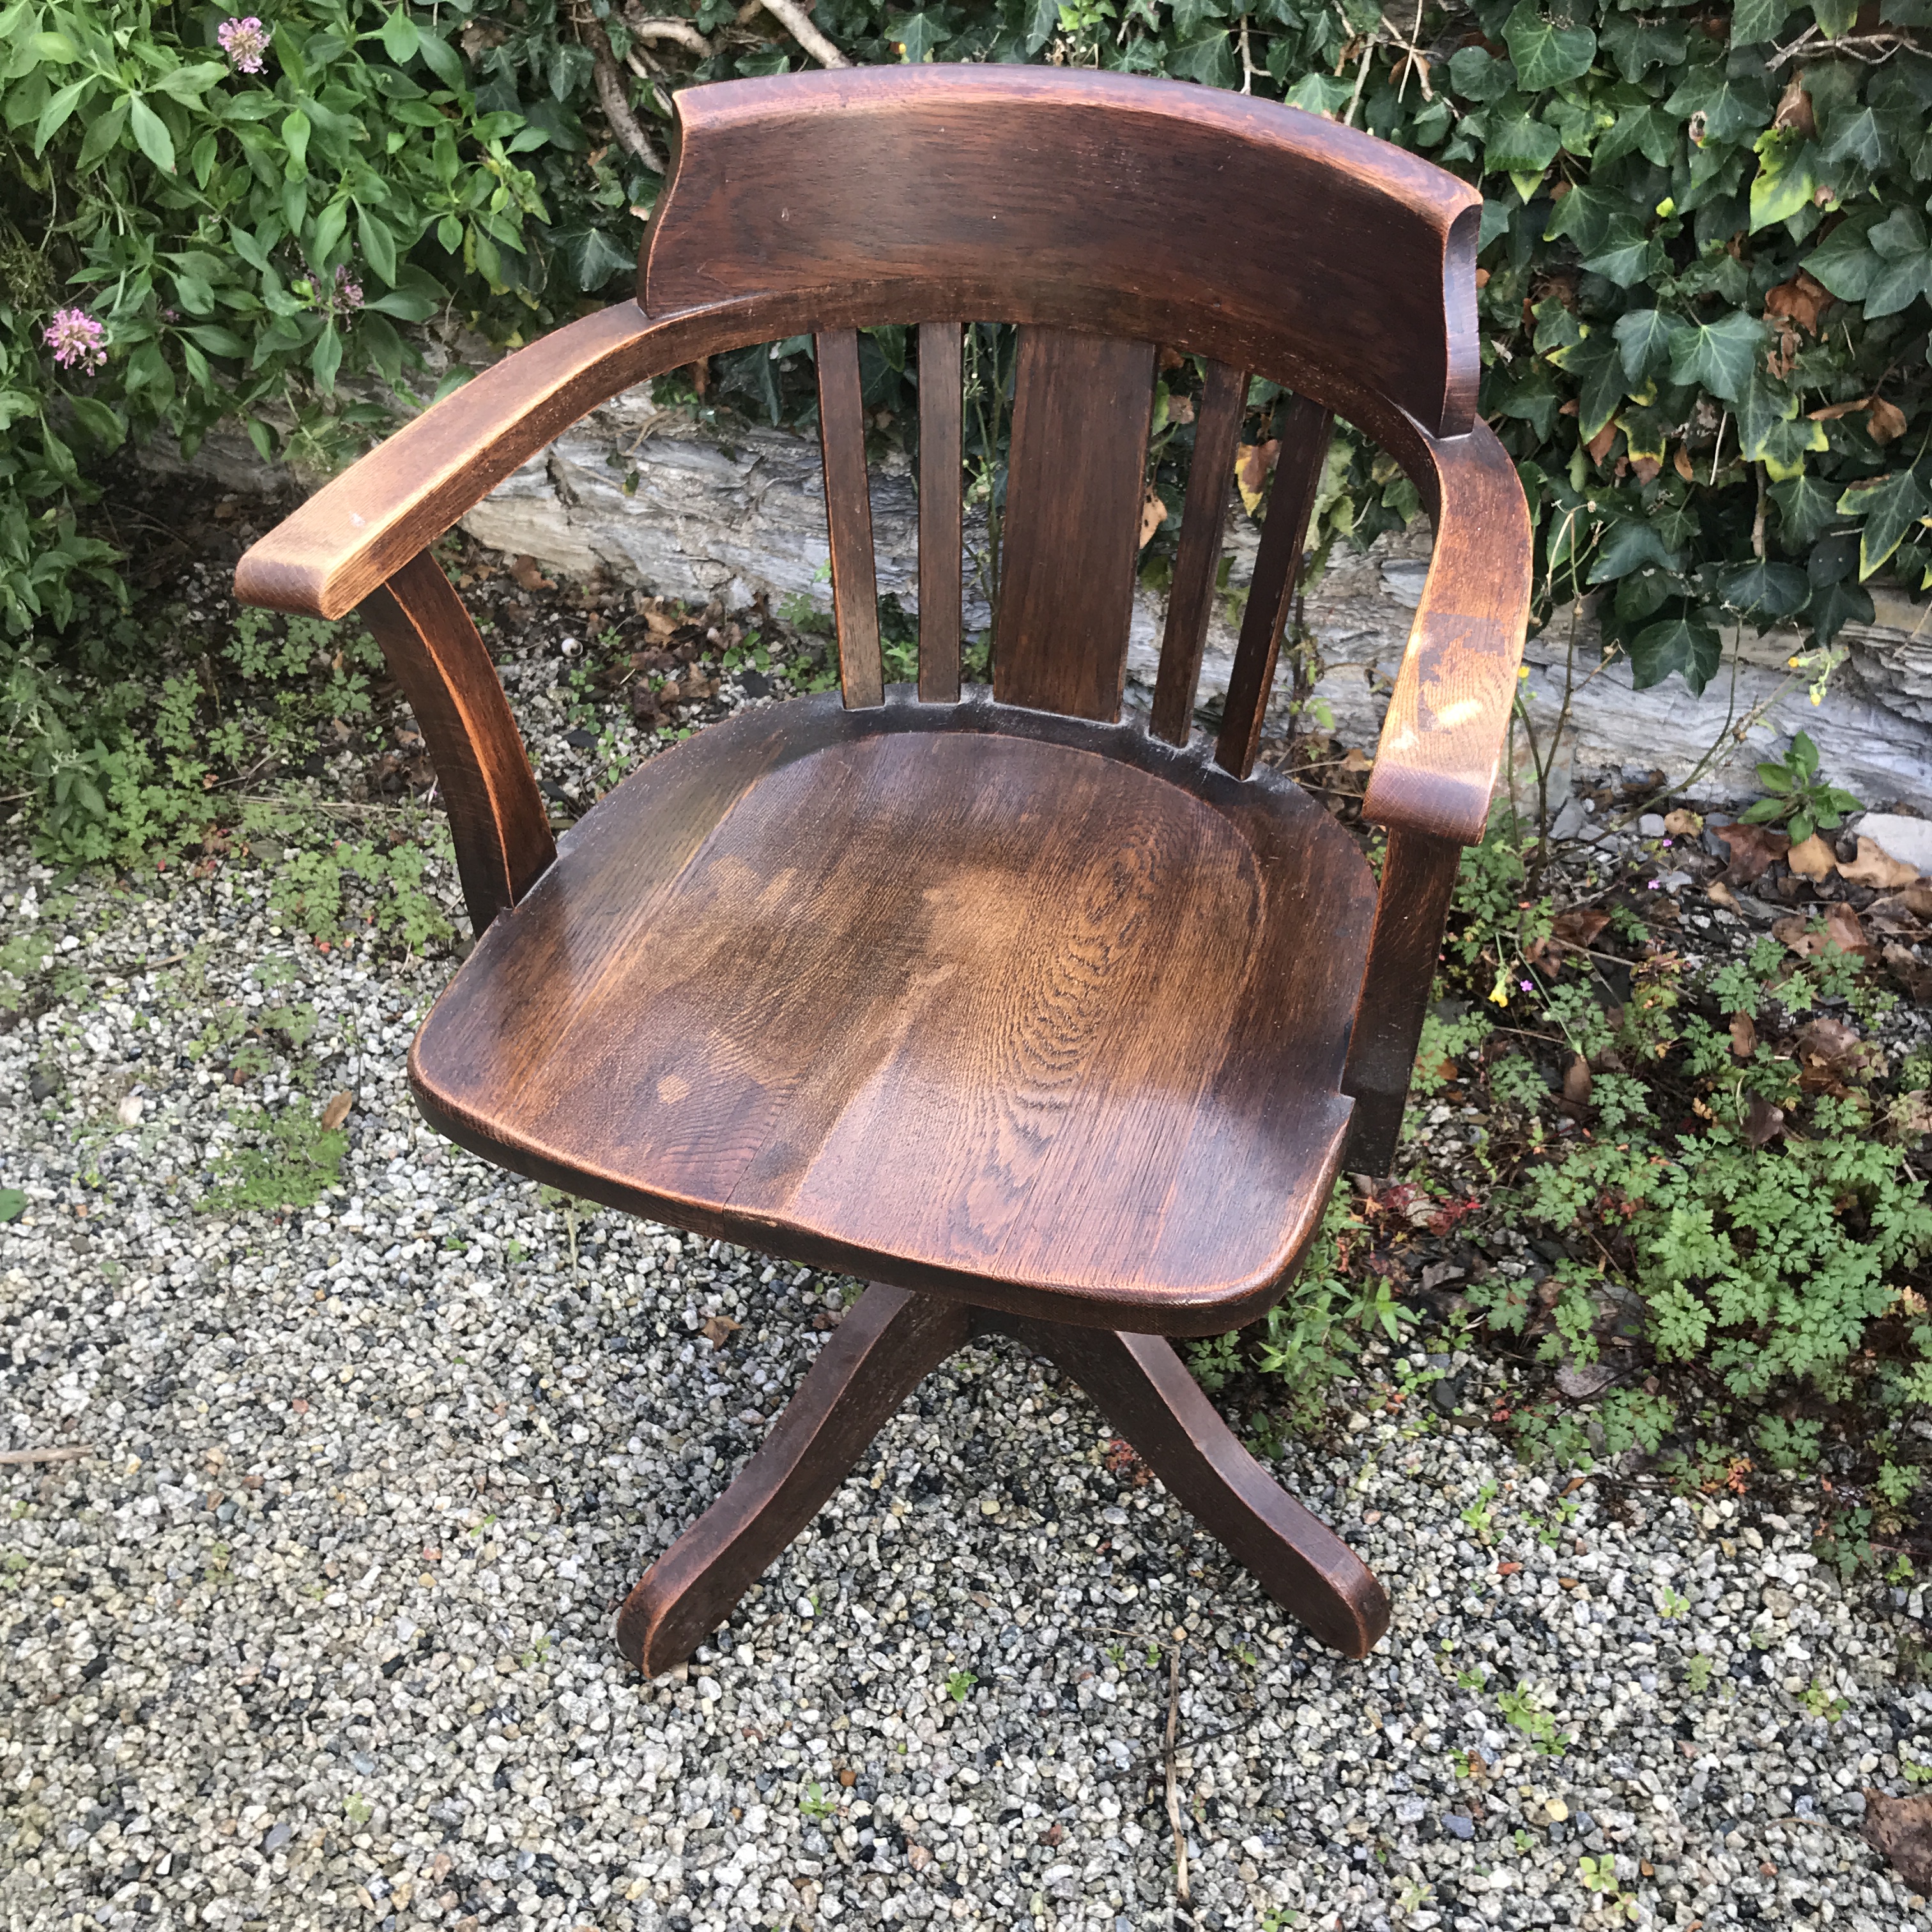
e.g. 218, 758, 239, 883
1855, 812, 1932, 878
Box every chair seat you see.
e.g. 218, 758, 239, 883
410, 690, 1377, 1334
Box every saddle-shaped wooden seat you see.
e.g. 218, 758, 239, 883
410, 693, 1374, 1333
236, 66, 1531, 1674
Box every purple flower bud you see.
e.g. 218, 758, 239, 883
43, 307, 107, 373
218, 15, 269, 73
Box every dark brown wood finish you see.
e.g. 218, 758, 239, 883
358, 553, 555, 935
814, 328, 884, 709
409, 691, 1370, 1335
994, 329, 1156, 721
1342, 825, 1464, 1175
617, 1284, 1388, 1675
917, 320, 964, 703
984, 1310, 1390, 1655
617, 1284, 973, 1673
233, 65, 1540, 1683
1150, 358, 1248, 746
643, 67, 1482, 438
1215, 396, 1333, 780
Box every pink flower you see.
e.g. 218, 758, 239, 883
334, 266, 364, 314
42, 307, 106, 373
1519, 978, 1533, 992
218, 15, 269, 72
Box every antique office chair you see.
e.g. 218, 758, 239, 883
236, 66, 1531, 1673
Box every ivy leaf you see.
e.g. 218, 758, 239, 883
1598, 10, 1685, 80
1736, 369, 1825, 480
1558, 331, 1626, 438
1502, 1, 1597, 90
886, 10, 951, 59
1838, 471, 1932, 579
1664, 66, 1772, 145
126, 93, 175, 174
1544, 180, 1621, 253
1757, 415, 1828, 482
1629, 611, 1722, 694
1804, 208, 1883, 300
1821, 106, 1890, 171
1749, 133, 1818, 232
1485, 96, 1562, 181
1167, 31, 1238, 88
1593, 96, 1677, 167
1664, 310, 1766, 401
1729, 0, 1789, 42
1282, 72, 1354, 115
1805, 577, 1874, 644
1813, 0, 1858, 34
1450, 45, 1515, 103
1715, 559, 1808, 617
555, 224, 634, 293
1862, 204, 1932, 318
1618, 403, 1669, 464
1613, 307, 1673, 379
1021, 0, 1059, 52
1581, 211, 1655, 285
1770, 473, 1840, 549
1588, 518, 1680, 582
1169, 0, 1225, 34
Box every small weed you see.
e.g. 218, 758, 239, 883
799, 1781, 837, 1818
201, 1108, 347, 1215
1497, 1684, 1567, 1756
1577, 1854, 1637, 1921
344, 1795, 374, 1827
1685, 1653, 1713, 1694
1801, 1676, 1848, 1722
946, 1669, 977, 1704
1461, 1482, 1499, 1544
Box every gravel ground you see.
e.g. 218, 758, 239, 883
10, 849, 1932, 1931
8, 535, 1932, 1929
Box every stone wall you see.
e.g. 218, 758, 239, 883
158, 370, 1932, 813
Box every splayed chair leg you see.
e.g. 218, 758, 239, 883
984, 1311, 1390, 1657
615, 1284, 970, 1675
617, 1287, 1388, 1675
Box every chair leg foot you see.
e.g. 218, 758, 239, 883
991, 1314, 1391, 1657
615, 1284, 972, 1676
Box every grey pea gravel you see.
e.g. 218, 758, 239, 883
6, 611, 1932, 1929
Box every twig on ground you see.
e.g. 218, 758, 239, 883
1164, 1630, 1191, 1905
737, 0, 848, 67
1, 1445, 95, 1466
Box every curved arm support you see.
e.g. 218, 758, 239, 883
1360, 416, 1532, 848
235, 298, 746, 621
358, 553, 556, 937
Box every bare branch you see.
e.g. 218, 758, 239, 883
624, 11, 714, 56
739, 0, 849, 68
579, 12, 666, 171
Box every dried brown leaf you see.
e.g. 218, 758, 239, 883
1786, 832, 1837, 880
1868, 397, 1908, 445
1842, 836, 1920, 889
1235, 440, 1278, 516
1765, 266, 1830, 335
507, 555, 554, 593
1140, 485, 1168, 550
1864, 1791, 1932, 1896
1744, 1092, 1786, 1148
1663, 809, 1703, 836
1713, 822, 1790, 887
1706, 880, 1742, 912
319, 1091, 353, 1132
1884, 943, 1932, 1006
1729, 1011, 1756, 1058
699, 1314, 742, 1349
1562, 1055, 1593, 1109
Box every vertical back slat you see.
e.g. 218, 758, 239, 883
815, 328, 884, 709
917, 321, 964, 703
1214, 395, 1333, 779
994, 327, 1156, 721
1149, 359, 1248, 746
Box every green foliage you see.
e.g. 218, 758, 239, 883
1738, 728, 1864, 842
202, 1103, 347, 1213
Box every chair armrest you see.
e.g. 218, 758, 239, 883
235, 298, 690, 621
1360, 418, 1531, 847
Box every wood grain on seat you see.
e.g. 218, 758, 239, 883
410, 691, 1374, 1335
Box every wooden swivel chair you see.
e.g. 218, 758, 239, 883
236, 66, 1531, 1674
